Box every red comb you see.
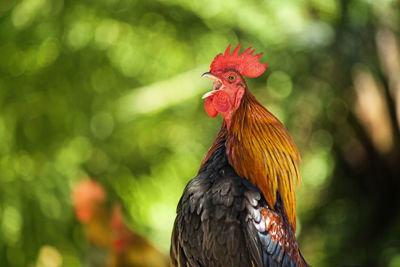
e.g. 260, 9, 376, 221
210, 43, 268, 78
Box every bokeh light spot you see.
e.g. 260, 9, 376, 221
90, 112, 114, 140
11, 0, 48, 29
2, 205, 22, 245
302, 152, 334, 187
267, 71, 293, 99
36, 245, 63, 267
67, 20, 93, 50
95, 19, 120, 49
38, 38, 59, 68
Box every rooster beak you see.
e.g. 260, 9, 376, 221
202, 72, 216, 79
202, 91, 216, 99
202, 72, 222, 99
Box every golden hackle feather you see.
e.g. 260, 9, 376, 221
201, 89, 301, 231
228, 89, 301, 230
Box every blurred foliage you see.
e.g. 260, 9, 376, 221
0, 0, 400, 266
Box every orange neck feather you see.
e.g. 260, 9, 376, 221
201, 89, 301, 231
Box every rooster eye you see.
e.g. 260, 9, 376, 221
228, 74, 236, 82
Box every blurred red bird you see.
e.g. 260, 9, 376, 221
72, 179, 168, 267
170, 44, 309, 266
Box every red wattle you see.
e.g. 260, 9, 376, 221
213, 91, 232, 113
204, 97, 218, 117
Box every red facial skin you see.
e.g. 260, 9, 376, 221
204, 70, 245, 129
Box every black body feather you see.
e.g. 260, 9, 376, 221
170, 147, 300, 267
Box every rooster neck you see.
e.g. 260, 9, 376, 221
201, 90, 301, 231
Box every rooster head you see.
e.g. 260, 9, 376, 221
202, 43, 267, 128
72, 178, 106, 223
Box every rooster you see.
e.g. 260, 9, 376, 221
170, 44, 309, 266
72, 179, 168, 267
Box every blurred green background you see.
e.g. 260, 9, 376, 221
1, 0, 400, 266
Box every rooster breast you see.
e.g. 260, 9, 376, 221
170, 147, 303, 267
